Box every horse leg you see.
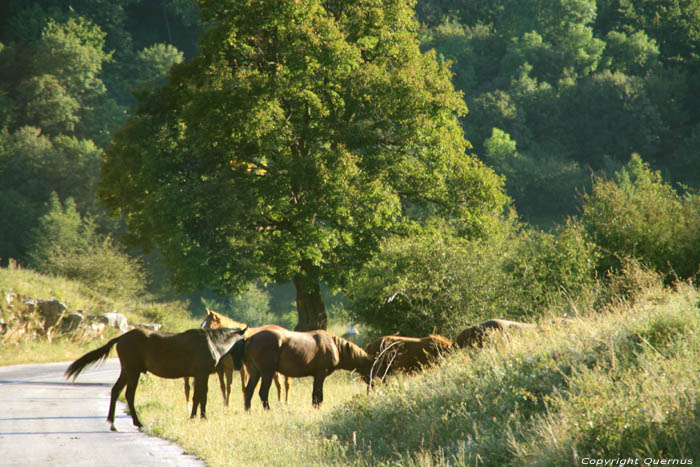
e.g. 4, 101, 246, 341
107, 371, 127, 431
258, 372, 273, 410
244, 367, 260, 411
224, 360, 233, 407
284, 376, 291, 405
272, 372, 282, 402
191, 374, 209, 419
216, 367, 227, 407
184, 377, 191, 414
124, 371, 143, 428
239, 365, 247, 402
312, 375, 326, 408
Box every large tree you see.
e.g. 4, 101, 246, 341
99, 0, 506, 330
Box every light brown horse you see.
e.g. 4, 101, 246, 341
455, 319, 536, 348
231, 328, 373, 409
185, 309, 290, 407
65, 326, 247, 431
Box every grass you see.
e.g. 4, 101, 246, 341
3, 265, 700, 465
322, 284, 700, 465
135, 371, 366, 466
0, 266, 200, 365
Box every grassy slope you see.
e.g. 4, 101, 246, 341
0, 266, 200, 364
3, 266, 699, 465
133, 284, 699, 466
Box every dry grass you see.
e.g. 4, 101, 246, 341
135, 370, 366, 466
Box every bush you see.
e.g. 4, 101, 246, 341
506, 220, 599, 313
582, 153, 700, 281
27, 193, 146, 298
346, 218, 599, 336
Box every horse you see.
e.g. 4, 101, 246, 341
231, 328, 373, 409
185, 308, 290, 407
183, 309, 248, 408
454, 319, 535, 348
364, 334, 452, 383
65, 326, 247, 431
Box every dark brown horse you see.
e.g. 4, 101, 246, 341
364, 334, 452, 382
455, 319, 535, 348
65, 326, 246, 431
231, 328, 373, 409
185, 309, 290, 407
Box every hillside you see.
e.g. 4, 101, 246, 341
108, 280, 699, 465
0, 265, 199, 365
325, 284, 700, 465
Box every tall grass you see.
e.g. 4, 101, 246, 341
324, 284, 700, 465
125, 283, 699, 466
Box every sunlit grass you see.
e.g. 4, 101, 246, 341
1, 265, 201, 365
136, 370, 366, 466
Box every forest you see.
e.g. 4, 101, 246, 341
1, 0, 700, 334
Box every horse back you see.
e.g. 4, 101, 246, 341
119, 328, 217, 378
246, 328, 339, 378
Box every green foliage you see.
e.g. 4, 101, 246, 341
417, 0, 700, 224
346, 217, 598, 336
99, 0, 507, 329
0, 127, 103, 261
202, 282, 296, 329
132, 43, 184, 89
582, 154, 700, 280
27, 192, 146, 298
506, 220, 600, 309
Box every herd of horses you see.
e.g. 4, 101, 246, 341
65, 308, 535, 431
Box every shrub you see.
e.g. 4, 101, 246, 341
582, 153, 700, 281
346, 218, 599, 336
203, 282, 296, 329
506, 220, 599, 313
27, 193, 146, 298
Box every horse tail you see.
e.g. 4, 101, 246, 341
65, 335, 121, 381
230, 338, 245, 371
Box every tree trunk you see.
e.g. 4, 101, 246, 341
293, 274, 328, 331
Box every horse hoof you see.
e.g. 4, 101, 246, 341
110, 424, 118, 432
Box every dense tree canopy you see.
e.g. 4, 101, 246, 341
99, 0, 507, 329
2, 0, 700, 327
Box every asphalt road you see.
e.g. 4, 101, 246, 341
0, 359, 204, 467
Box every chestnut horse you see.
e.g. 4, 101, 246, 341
455, 319, 535, 348
184, 309, 290, 407
364, 334, 452, 383
65, 326, 247, 431
231, 328, 373, 409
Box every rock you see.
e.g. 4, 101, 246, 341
37, 299, 68, 330
5, 292, 17, 306
137, 323, 162, 331
74, 315, 106, 340
59, 312, 84, 333
99, 312, 129, 332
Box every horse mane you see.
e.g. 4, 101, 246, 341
331, 334, 371, 368
204, 326, 248, 348
428, 334, 452, 348
204, 308, 247, 329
